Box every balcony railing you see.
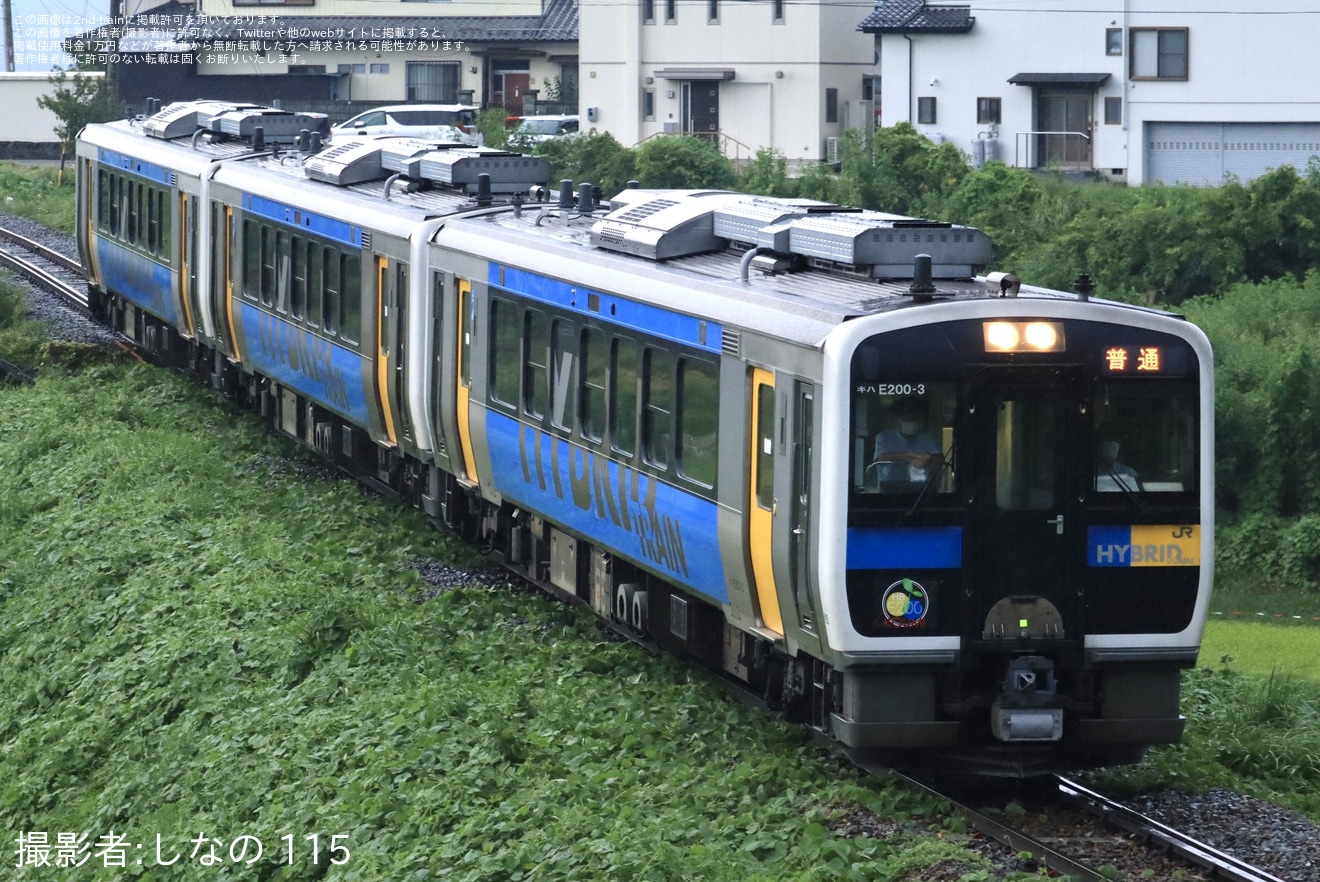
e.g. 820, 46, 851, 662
635, 129, 753, 163
1014, 130, 1092, 171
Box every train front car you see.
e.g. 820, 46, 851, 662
818, 296, 1213, 775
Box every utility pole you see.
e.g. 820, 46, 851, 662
2, 0, 15, 72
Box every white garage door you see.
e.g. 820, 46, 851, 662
1146, 122, 1320, 185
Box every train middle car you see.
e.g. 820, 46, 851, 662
77, 101, 1214, 775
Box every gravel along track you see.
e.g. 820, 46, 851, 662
6, 212, 1320, 881
0, 211, 122, 347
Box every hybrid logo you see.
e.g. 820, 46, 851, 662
1088, 525, 1200, 568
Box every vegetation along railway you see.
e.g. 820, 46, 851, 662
64, 98, 1215, 779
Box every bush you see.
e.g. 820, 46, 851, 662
634, 135, 736, 190
534, 129, 638, 197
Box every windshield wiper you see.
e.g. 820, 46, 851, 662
906, 445, 953, 517
1101, 463, 1149, 514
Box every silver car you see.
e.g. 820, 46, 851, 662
331, 104, 482, 145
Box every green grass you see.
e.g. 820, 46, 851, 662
0, 365, 1009, 882
1202, 620, 1320, 683
0, 161, 76, 233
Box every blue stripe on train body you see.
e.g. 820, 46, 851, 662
845, 527, 963, 570
237, 302, 370, 426
96, 238, 178, 327
484, 411, 729, 604
490, 265, 723, 354
97, 148, 173, 186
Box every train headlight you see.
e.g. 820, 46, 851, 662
983, 321, 1065, 353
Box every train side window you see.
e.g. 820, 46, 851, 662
158, 189, 171, 261
144, 185, 155, 251
147, 187, 161, 256
523, 308, 549, 419
306, 242, 322, 327
97, 170, 109, 232
550, 318, 576, 431
642, 346, 673, 468
290, 236, 305, 319
341, 252, 361, 343
678, 357, 718, 488
274, 231, 290, 314
488, 298, 521, 407
116, 176, 128, 240
241, 219, 260, 302
580, 326, 606, 443
323, 247, 339, 335
125, 179, 138, 245
611, 336, 639, 457
259, 225, 275, 306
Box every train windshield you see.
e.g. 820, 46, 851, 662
1092, 382, 1197, 494
851, 382, 957, 496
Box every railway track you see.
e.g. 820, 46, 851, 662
870, 761, 1292, 881
0, 223, 88, 308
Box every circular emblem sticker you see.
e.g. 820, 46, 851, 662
881, 578, 930, 628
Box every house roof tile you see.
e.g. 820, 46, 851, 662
858, 1, 973, 33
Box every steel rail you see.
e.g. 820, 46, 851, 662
0, 244, 89, 309
0, 225, 83, 275
1055, 775, 1290, 882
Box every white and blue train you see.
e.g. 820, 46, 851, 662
77, 100, 1214, 774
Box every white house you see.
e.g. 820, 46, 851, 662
578, 0, 879, 163
862, 0, 1320, 185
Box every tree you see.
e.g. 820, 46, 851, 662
37, 68, 116, 157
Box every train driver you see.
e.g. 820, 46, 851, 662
1096, 439, 1140, 492
871, 397, 942, 486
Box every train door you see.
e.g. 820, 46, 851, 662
213, 203, 236, 357
178, 192, 197, 339
965, 372, 1086, 644
373, 254, 406, 447
454, 278, 480, 484
427, 271, 453, 471
749, 369, 784, 635
790, 382, 817, 631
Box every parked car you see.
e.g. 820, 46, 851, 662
331, 105, 481, 144
506, 114, 580, 143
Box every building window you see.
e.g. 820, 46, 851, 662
708, 0, 718, 22
665, 0, 675, 22
288, 65, 326, 74
642, 89, 656, 121
825, 88, 839, 124
1106, 28, 1123, 55
337, 63, 366, 75
977, 97, 1000, 125
1131, 28, 1188, 80
369, 63, 389, 74
917, 96, 937, 125
1104, 96, 1122, 125
772, 0, 783, 22
642, 0, 654, 23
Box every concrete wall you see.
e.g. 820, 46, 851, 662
0, 72, 105, 158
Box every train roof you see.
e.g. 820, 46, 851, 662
81, 100, 1178, 342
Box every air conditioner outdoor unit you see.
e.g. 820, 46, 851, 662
825, 136, 840, 164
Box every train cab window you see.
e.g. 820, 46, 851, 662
489, 298, 521, 407
340, 253, 361, 343
642, 347, 673, 468
550, 319, 576, 431
996, 398, 1057, 510
611, 336, 639, 456
678, 357, 718, 488
580, 327, 606, 442
524, 308, 550, 418
1093, 383, 1197, 494
851, 383, 957, 495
